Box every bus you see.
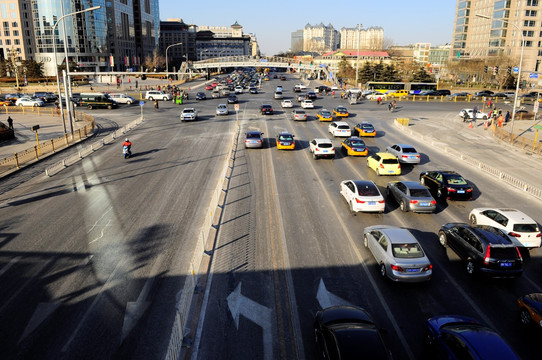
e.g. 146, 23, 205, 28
366, 82, 438, 95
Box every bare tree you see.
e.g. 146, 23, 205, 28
144, 48, 166, 72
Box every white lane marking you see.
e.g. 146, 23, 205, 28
227, 282, 272, 360
316, 278, 352, 309
0, 256, 21, 277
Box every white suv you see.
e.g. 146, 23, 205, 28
328, 121, 352, 137
309, 138, 335, 159
145, 90, 172, 101
180, 108, 198, 121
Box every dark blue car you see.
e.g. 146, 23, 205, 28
195, 92, 206, 100
426, 315, 519, 359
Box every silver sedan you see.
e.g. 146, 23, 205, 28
385, 144, 421, 164
363, 225, 432, 282
386, 181, 436, 213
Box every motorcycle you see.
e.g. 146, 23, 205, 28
123, 145, 132, 159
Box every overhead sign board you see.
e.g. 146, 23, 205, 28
530, 73, 538, 79
513, 66, 519, 74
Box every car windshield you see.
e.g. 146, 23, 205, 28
279, 135, 293, 141
446, 175, 467, 185
350, 140, 365, 146
392, 243, 424, 258
184, 109, 194, 113
513, 223, 539, 232
410, 188, 431, 197
357, 184, 380, 196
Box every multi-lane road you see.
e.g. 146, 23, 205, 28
0, 74, 541, 360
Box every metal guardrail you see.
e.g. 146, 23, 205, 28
394, 119, 542, 201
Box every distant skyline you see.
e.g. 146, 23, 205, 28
159, 0, 457, 55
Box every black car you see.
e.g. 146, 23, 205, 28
314, 306, 391, 360
419, 170, 473, 201
195, 92, 207, 100
307, 91, 317, 100
34, 91, 58, 102
261, 104, 273, 115
438, 223, 523, 278
249, 87, 258, 94
227, 95, 238, 104
475, 90, 494, 97
420, 90, 441, 96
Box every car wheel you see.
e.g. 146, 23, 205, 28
466, 260, 475, 275
313, 153, 318, 160
363, 235, 368, 248
400, 201, 407, 212
108, 105, 113, 109
350, 201, 356, 213
519, 308, 532, 326
127, 100, 132, 105
483, 115, 488, 120
377, 168, 381, 176
469, 214, 477, 225
18, 104, 23, 107
438, 232, 447, 247
380, 264, 386, 278
88, 105, 93, 110
33, 103, 38, 107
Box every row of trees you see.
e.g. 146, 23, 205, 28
336, 57, 434, 84
0, 59, 44, 79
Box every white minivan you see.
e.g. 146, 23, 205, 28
109, 93, 135, 104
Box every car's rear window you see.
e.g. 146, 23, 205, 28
446, 175, 467, 185
410, 188, 430, 197
357, 185, 380, 197
402, 147, 416, 153
351, 140, 365, 146
319, 143, 333, 148
247, 133, 260, 139
382, 158, 398, 164
338, 125, 350, 130
490, 247, 520, 259
392, 243, 424, 258
513, 223, 539, 232
279, 135, 293, 141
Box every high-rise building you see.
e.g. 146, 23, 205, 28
290, 29, 303, 53
302, 23, 339, 53
339, 26, 384, 50
451, 0, 542, 76
159, 18, 196, 70
195, 21, 252, 60
0, 0, 160, 76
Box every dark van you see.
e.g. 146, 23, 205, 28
79, 93, 118, 109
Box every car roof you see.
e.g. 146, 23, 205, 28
471, 226, 515, 245
393, 144, 415, 148
394, 181, 426, 189
320, 109, 330, 112
352, 180, 377, 188
246, 130, 262, 135
333, 121, 349, 126
477, 208, 536, 223
313, 138, 332, 144
376, 152, 398, 159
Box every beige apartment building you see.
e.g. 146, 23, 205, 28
0, 0, 35, 64
339, 26, 383, 50
452, 0, 542, 83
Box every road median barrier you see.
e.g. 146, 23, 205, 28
395, 118, 410, 127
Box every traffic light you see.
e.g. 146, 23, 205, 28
507, 66, 512, 74
494, 66, 499, 75
484, 65, 488, 73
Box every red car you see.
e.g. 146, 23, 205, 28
205, 85, 213, 90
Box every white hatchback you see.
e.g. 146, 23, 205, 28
301, 99, 314, 109
469, 208, 541, 248
328, 121, 352, 137
281, 99, 293, 108
340, 180, 385, 213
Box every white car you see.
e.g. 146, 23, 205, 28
281, 99, 293, 108
340, 180, 385, 213
458, 109, 489, 120
15, 96, 44, 107
108, 93, 135, 104
309, 138, 335, 159
469, 208, 541, 248
216, 104, 229, 115
145, 91, 172, 101
180, 108, 198, 121
295, 84, 307, 90
234, 86, 243, 94
328, 121, 352, 137
274, 91, 283, 99
301, 99, 314, 109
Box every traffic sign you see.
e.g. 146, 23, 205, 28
513, 67, 519, 74
139, 100, 145, 106
530, 73, 539, 79
234, 104, 239, 111
534, 125, 542, 130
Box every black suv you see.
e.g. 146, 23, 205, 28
260, 104, 273, 115
438, 223, 523, 278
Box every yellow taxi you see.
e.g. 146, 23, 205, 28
387, 90, 410, 98
332, 106, 349, 117
276, 131, 295, 150
354, 122, 376, 137
366, 152, 401, 176
316, 109, 333, 121
341, 137, 368, 156
517, 293, 542, 328
0, 97, 13, 106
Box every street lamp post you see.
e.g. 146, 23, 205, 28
355, 24, 361, 88
476, 13, 524, 142
52, 5, 101, 135
166, 42, 183, 76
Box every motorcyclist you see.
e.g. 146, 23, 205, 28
123, 138, 132, 152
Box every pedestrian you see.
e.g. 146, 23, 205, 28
462, 110, 469, 122
7, 116, 13, 129
497, 114, 504, 127
135, 80, 138, 89
154, 100, 159, 110
472, 105, 478, 122
505, 110, 510, 122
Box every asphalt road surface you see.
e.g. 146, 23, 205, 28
0, 74, 541, 360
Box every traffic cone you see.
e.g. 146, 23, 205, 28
468, 122, 473, 129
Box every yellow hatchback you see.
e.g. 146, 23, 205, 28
367, 152, 401, 176
276, 132, 295, 150
316, 109, 333, 121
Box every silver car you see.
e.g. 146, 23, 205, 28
386, 144, 421, 164
216, 104, 229, 115
363, 225, 432, 282
244, 130, 264, 148
386, 181, 436, 213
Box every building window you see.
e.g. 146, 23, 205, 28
525, 40, 533, 47
527, 0, 539, 5
4, 30, 9, 36
524, 30, 535, 37
14, 39, 19, 45
526, 10, 537, 16
524, 20, 536, 26
5, 39, 10, 45
145, 0, 150, 13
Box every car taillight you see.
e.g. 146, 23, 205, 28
536, 233, 542, 238
447, 187, 457, 192
315, 147, 319, 151
402, 155, 408, 158
466, 189, 473, 192
430, 200, 437, 205
379, 163, 385, 168
355, 198, 365, 203
484, 245, 491, 264
508, 232, 521, 238
416, 155, 421, 158
398, 163, 401, 168
409, 200, 418, 204
378, 200, 385, 203
423, 264, 433, 271
391, 264, 404, 272
516, 247, 523, 262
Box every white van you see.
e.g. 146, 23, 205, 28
109, 93, 135, 104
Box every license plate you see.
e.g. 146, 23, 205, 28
407, 268, 420, 272
368, 201, 376, 205
419, 202, 430, 207
322, 150, 328, 153
457, 190, 465, 194
388, 170, 394, 173
409, 156, 415, 159
500, 262, 512, 267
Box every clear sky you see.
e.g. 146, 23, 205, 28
159, 0, 457, 55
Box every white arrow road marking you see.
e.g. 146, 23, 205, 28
121, 254, 164, 343
227, 282, 273, 360
316, 278, 353, 310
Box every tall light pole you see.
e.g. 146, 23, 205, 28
166, 42, 183, 75
476, 13, 524, 142
355, 24, 361, 88
52, 5, 101, 134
